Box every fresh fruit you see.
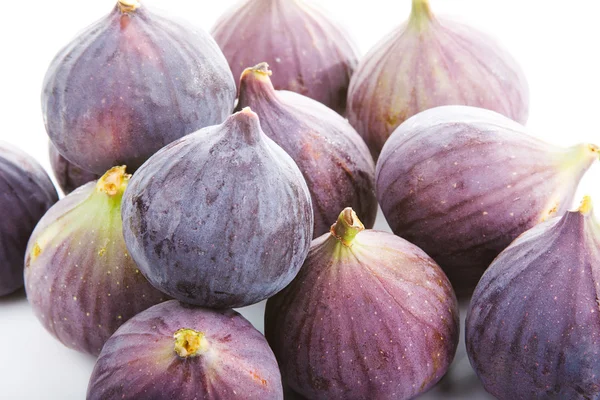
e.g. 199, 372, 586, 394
236, 63, 376, 237
347, 0, 529, 159
24, 166, 167, 355
376, 105, 598, 297
0, 142, 58, 296
48, 141, 99, 195
265, 208, 459, 400
87, 300, 283, 400
43, 0, 236, 174
466, 197, 600, 399
122, 108, 313, 308
212, 0, 358, 114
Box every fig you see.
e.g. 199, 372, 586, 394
466, 197, 600, 399
265, 208, 459, 400
347, 0, 529, 159
212, 0, 358, 114
24, 166, 167, 355
43, 0, 236, 174
0, 142, 58, 296
376, 105, 598, 297
87, 300, 283, 400
122, 108, 313, 308
48, 141, 99, 195
236, 63, 376, 237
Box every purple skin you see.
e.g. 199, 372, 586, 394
48, 141, 99, 195
87, 300, 283, 400
121, 108, 314, 308
466, 197, 600, 399
265, 209, 459, 400
236, 63, 376, 237
24, 167, 167, 355
347, 0, 529, 159
212, 0, 358, 115
42, 1, 235, 175
376, 105, 599, 298
0, 142, 58, 296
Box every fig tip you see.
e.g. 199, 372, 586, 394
409, 0, 434, 28
331, 208, 365, 246
96, 166, 130, 197
241, 63, 273, 81
578, 196, 593, 216
118, 0, 140, 13
174, 328, 208, 358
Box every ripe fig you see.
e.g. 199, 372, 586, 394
347, 0, 529, 159
236, 63, 376, 237
122, 108, 313, 308
24, 166, 167, 355
212, 0, 358, 114
87, 300, 283, 400
376, 105, 598, 297
0, 142, 58, 296
265, 208, 459, 400
466, 197, 600, 399
43, 0, 236, 174
48, 141, 99, 195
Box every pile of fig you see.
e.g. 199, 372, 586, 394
2, 0, 598, 399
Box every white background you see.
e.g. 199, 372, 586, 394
1, 0, 599, 399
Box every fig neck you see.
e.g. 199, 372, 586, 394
223, 108, 264, 145
560, 143, 598, 176
555, 196, 598, 240
409, 0, 434, 30
118, 0, 140, 13
330, 208, 365, 247
174, 328, 209, 358
95, 166, 130, 198
237, 63, 280, 110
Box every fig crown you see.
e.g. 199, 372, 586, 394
330, 208, 365, 247
95, 166, 130, 197
577, 195, 593, 216
223, 107, 264, 145
117, 0, 140, 13
174, 328, 209, 358
409, 0, 434, 30
239, 63, 277, 101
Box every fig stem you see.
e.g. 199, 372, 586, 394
96, 166, 130, 197
330, 208, 365, 247
174, 328, 209, 358
118, 0, 140, 13
409, 0, 433, 29
578, 196, 593, 216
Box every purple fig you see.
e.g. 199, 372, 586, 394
121, 108, 313, 308
265, 208, 459, 400
48, 141, 99, 195
24, 166, 167, 355
87, 300, 283, 400
376, 105, 598, 297
0, 142, 58, 296
43, 0, 236, 175
212, 0, 358, 115
466, 197, 600, 399
347, 0, 529, 159
236, 63, 376, 237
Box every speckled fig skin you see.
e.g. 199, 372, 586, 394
24, 167, 167, 355
236, 63, 376, 237
376, 106, 599, 297
466, 197, 600, 399
122, 108, 313, 308
265, 208, 459, 400
212, 0, 358, 115
48, 141, 99, 195
87, 300, 283, 400
43, 0, 235, 175
347, 0, 529, 159
0, 142, 58, 296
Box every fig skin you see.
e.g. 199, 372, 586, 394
212, 0, 358, 115
466, 197, 600, 399
48, 141, 99, 195
87, 300, 283, 400
0, 142, 58, 296
43, 0, 236, 175
376, 105, 599, 297
347, 0, 529, 159
265, 208, 459, 400
122, 108, 313, 308
24, 167, 167, 355
236, 63, 376, 237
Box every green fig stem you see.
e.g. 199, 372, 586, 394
242, 62, 272, 81
409, 0, 434, 29
96, 166, 130, 197
174, 328, 209, 358
118, 0, 140, 13
578, 196, 593, 216
330, 208, 365, 247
